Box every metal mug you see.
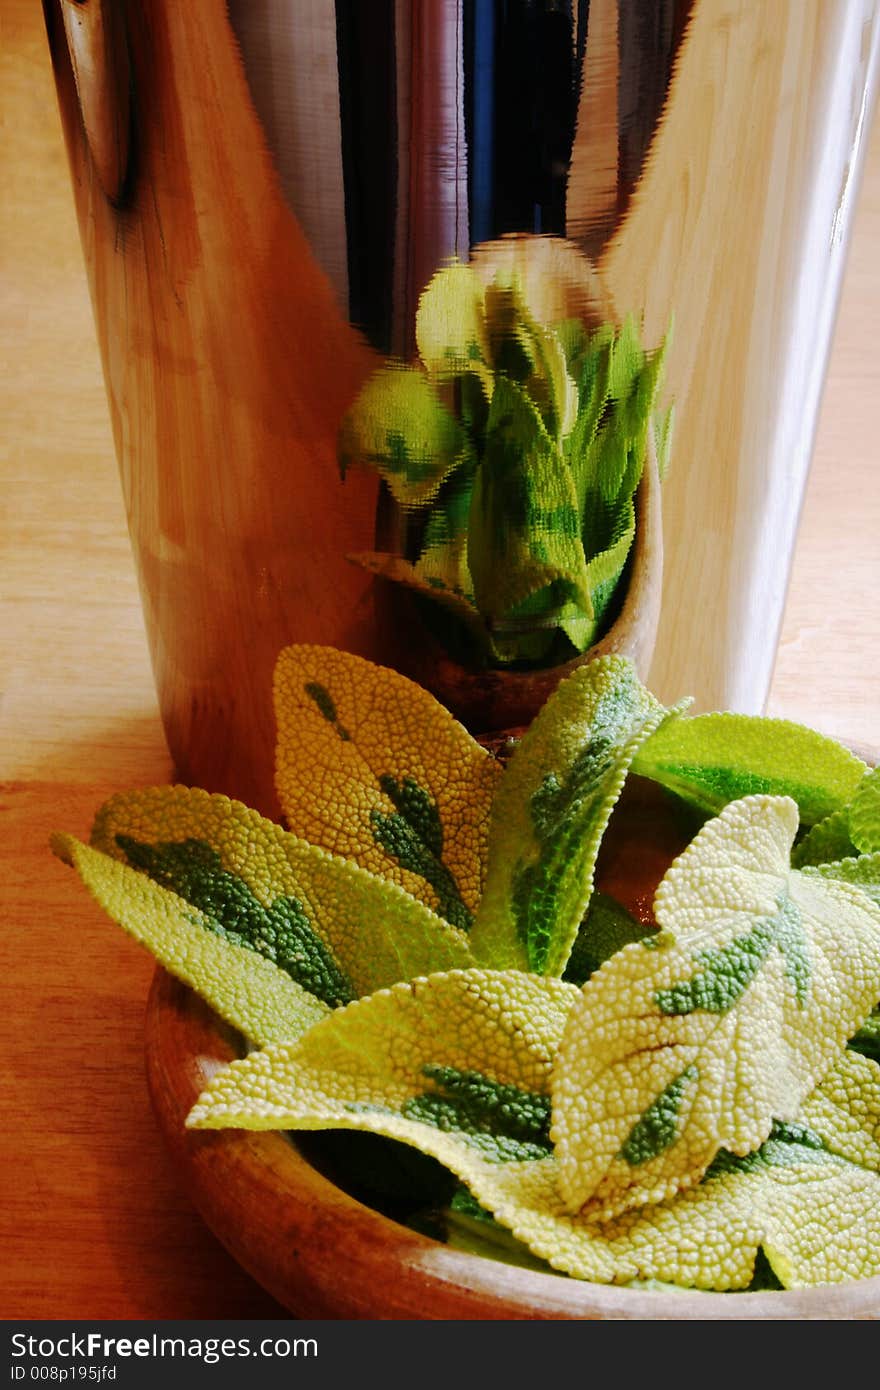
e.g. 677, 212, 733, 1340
45, 0, 880, 814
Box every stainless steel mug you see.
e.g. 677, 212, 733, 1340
45, 0, 880, 813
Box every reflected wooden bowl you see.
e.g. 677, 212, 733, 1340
143, 778, 880, 1319
377, 434, 662, 735
373, 233, 663, 735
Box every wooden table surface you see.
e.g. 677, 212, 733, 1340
2, 1, 878, 1320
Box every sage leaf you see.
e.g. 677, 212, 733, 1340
469, 656, 683, 976
798, 1049, 880, 1170
339, 365, 464, 507
187, 968, 590, 1258
631, 713, 868, 827
792, 809, 859, 867
415, 262, 489, 378
274, 644, 501, 924
50, 833, 329, 1047
801, 852, 880, 909
467, 377, 592, 631
850, 767, 880, 854
87, 785, 473, 1002
563, 892, 652, 987
552, 795, 880, 1219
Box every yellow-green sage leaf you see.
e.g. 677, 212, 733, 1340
88, 784, 473, 1002
467, 377, 593, 632
190, 968, 880, 1292
415, 262, 490, 378
792, 810, 859, 867
469, 656, 683, 976
338, 364, 464, 507
801, 852, 880, 909
50, 833, 328, 1047
552, 795, 880, 1219
849, 767, 880, 854
274, 644, 501, 927
799, 1049, 880, 1171
187, 968, 595, 1260
429, 1125, 880, 1291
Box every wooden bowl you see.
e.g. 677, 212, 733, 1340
143, 779, 880, 1319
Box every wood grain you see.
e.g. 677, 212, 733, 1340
45, 0, 383, 818
2, 0, 878, 1321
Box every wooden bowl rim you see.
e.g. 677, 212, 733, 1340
144, 962, 880, 1320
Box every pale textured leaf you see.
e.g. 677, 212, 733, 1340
632, 713, 867, 827
51, 834, 328, 1047
188, 966, 880, 1291
552, 795, 880, 1218
274, 645, 501, 927
747, 1143, 880, 1289
799, 1049, 880, 1171
88, 784, 473, 1002
469, 656, 681, 976
450, 1129, 880, 1291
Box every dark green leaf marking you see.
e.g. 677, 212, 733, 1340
401, 1065, 552, 1163
304, 681, 351, 741
115, 835, 354, 1007
619, 1064, 699, 1166
370, 775, 472, 931
656, 896, 811, 1015
647, 762, 829, 819
511, 727, 618, 973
